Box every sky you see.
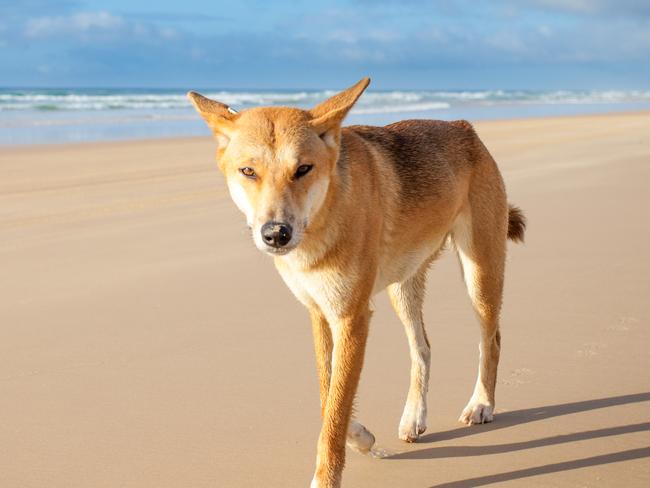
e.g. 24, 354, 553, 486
1, 0, 649, 89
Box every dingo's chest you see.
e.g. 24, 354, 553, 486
275, 235, 445, 322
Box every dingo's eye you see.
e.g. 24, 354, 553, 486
240, 167, 256, 179
294, 164, 313, 179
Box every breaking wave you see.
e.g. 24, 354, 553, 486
3, 88, 650, 115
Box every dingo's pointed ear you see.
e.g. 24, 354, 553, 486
187, 91, 238, 147
309, 77, 370, 147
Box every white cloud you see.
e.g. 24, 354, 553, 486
530, 0, 595, 14
25, 11, 125, 38
22, 10, 181, 46
522, 0, 650, 16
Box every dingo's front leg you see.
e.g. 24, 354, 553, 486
310, 308, 333, 417
311, 309, 370, 488
310, 308, 375, 456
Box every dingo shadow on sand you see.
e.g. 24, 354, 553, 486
387, 392, 650, 487
426, 447, 650, 488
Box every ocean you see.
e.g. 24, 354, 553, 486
2, 87, 650, 145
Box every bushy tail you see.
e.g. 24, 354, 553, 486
507, 205, 526, 243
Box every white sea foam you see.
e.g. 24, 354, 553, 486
353, 102, 450, 114
2, 89, 650, 114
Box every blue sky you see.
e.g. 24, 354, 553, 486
1, 0, 649, 89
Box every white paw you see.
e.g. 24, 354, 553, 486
459, 401, 494, 425
347, 420, 375, 454
398, 402, 427, 442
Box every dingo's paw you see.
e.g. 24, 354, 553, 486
398, 402, 427, 442
459, 401, 494, 425
347, 420, 375, 454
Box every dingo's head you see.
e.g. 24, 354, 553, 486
188, 78, 369, 255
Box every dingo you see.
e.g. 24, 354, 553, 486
188, 78, 525, 488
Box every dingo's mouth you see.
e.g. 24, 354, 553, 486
262, 246, 294, 256
257, 241, 298, 256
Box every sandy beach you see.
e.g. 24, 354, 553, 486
1, 112, 649, 487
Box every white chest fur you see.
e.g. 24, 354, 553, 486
276, 258, 360, 326
276, 234, 445, 324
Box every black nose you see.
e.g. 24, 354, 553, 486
261, 222, 293, 248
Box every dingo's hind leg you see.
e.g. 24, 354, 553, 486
452, 197, 507, 425
388, 265, 431, 442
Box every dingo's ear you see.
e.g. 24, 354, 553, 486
187, 91, 238, 148
309, 77, 370, 147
